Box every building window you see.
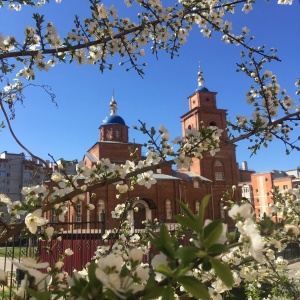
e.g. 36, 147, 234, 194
51, 209, 56, 223
283, 185, 288, 190
193, 179, 200, 188
214, 160, 223, 167
115, 129, 120, 138
134, 203, 146, 229
215, 172, 224, 181
265, 178, 268, 182
242, 186, 249, 193
165, 199, 172, 220
97, 200, 105, 221
76, 202, 81, 222
255, 189, 258, 193
220, 203, 225, 218
195, 200, 200, 214
0, 171, 5, 176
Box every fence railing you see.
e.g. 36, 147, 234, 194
39, 221, 104, 275
275, 243, 300, 261
0, 235, 39, 299
0, 221, 299, 299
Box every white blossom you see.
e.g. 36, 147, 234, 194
137, 171, 157, 189
64, 248, 74, 256
116, 183, 129, 194
228, 203, 253, 220
25, 209, 48, 234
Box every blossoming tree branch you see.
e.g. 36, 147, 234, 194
0, 0, 299, 299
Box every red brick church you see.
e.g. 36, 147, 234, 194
47, 71, 239, 230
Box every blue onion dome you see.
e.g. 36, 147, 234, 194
102, 94, 126, 125
105, 115, 126, 125
196, 69, 209, 92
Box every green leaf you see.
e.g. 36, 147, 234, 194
201, 258, 212, 271
203, 220, 223, 248
142, 275, 165, 300
178, 276, 210, 300
174, 263, 194, 278
162, 284, 175, 300
27, 290, 51, 300
175, 246, 199, 263
210, 257, 234, 287
156, 264, 173, 277
142, 286, 166, 300
160, 223, 176, 257
80, 283, 94, 298
87, 262, 101, 285
120, 264, 130, 277
150, 127, 156, 137
197, 195, 211, 226
174, 215, 200, 233
207, 244, 228, 255
177, 200, 197, 220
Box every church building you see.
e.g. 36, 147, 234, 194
48, 71, 239, 230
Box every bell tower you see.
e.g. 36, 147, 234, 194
181, 70, 228, 140
100, 93, 129, 143
180, 68, 239, 219
84, 92, 142, 166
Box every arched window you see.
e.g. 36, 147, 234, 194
115, 129, 120, 138
76, 202, 81, 222
195, 200, 200, 214
97, 200, 105, 221
215, 172, 225, 181
214, 160, 225, 181
97, 200, 105, 214
128, 199, 152, 229
134, 203, 146, 229
220, 203, 225, 218
209, 121, 217, 127
165, 199, 172, 220
193, 179, 200, 188
214, 160, 223, 167
51, 209, 56, 223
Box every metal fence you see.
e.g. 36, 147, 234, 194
275, 242, 300, 261
0, 220, 105, 300
0, 221, 299, 299
39, 221, 105, 274
0, 236, 38, 299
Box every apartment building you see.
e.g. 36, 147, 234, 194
0, 151, 47, 201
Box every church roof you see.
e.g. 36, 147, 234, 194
196, 66, 209, 92
84, 152, 98, 163
195, 86, 209, 92
173, 170, 212, 183
103, 115, 126, 125
153, 173, 180, 180
102, 93, 126, 125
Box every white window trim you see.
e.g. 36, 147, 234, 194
215, 172, 225, 181
128, 199, 151, 228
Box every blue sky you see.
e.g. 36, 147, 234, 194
0, 0, 299, 173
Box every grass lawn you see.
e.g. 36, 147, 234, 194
0, 247, 28, 259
